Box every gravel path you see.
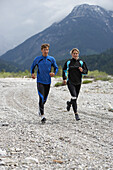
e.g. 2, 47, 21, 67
0, 78, 113, 170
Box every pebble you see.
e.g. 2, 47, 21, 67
24, 157, 39, 164
0, 78, 113, 169
0, 149, 7, 157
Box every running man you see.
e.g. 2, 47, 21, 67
62, 48, 88, 121
31, 44, 58, 123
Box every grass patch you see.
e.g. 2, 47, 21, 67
54, 82, 64, 87
87, 70, 108, 78
94, 77, 111, 81
85, 70, 112, 81
82, 80, 93, 84
0, 70, 31, 78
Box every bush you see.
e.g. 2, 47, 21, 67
0, 70, 31, 78
87, 70, 108, 78
54, 82, 64, 87
86, 70, 112, 81
82, 80, 93, 84
94, 77, 111, 81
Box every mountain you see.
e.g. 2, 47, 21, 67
0, 59, 20, 72
0, 4, 113, 71
1, 47, 113, 75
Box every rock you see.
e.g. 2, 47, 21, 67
59, 137, 64, 141
24, 157, 39, 164
0, 149, 7, 157
0, 78, 113, 169
53, 160, 63, 164
1, 122, 9, 126
108, 103, 113, 112
0, 160, 5, 166
15, 148, 22, 152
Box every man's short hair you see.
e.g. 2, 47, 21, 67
41, 43, 50, 50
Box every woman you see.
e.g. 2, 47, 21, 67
62, 48, 88, 121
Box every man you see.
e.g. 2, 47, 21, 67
62, 48, 88, 121
31, 44, 58, 123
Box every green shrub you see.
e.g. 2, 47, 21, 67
54, 82, 64, 87
0, 70, 31, 78
86, 70, 112, 81
88, 70, 108, 78
94, 77, 111, 81
82, 80, 93, 84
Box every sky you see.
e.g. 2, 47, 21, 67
0, 0, 113, 53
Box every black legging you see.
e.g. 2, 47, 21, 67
37, 82, 50, 115
67, 81, 81, 113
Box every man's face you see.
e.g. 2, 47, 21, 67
41, 47, 49, 56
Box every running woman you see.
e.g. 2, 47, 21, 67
31, 44, 58, 123
62, 48, 88, 121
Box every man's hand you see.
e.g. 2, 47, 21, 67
32, 73, 36, 79
49, 72, 55, 77
63, 80, 67, 85
79, 67, 83, 72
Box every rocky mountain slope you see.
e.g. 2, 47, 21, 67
0, 4, 113, 70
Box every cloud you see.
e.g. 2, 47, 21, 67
0, 0, 113, 52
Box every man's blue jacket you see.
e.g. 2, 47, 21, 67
31, 55, 58, 84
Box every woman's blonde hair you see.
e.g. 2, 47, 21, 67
70, 48, 80, 55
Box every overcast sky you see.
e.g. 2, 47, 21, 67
0, 0, 113, 50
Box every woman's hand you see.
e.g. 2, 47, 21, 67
79, 67, 83, 72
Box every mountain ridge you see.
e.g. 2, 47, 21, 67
0, 4, 113, 71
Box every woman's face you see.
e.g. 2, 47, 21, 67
72, 50, 79, 59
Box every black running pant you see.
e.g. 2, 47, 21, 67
37, 82, 50, 115
67, 81, 81, 113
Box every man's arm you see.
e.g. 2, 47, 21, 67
50, 58, 58, 77
31, 58, 37, 79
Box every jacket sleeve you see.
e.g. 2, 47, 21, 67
52, 58, 58, 75
62, 61, 68, 80
31, 57, 37, 74
82, 61, 88, 74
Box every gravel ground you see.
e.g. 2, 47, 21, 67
0, 78, 113, 170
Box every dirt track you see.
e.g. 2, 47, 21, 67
0, 78, 113, 169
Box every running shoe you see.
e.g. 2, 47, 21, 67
41, 117, 46, 124
67, 101, 71, 111
75, 113, 80, 121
